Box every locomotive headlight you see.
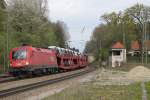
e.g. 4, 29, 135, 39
10, 63, 12, 66
50, 57, 55, 62
26, 61, 29, 65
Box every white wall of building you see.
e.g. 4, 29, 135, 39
110, 49, 126, 67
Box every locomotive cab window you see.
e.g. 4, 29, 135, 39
12, 50, 27, 60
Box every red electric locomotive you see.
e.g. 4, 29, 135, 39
9, 46, 58, 76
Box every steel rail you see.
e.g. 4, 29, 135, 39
0, 77, 17, 83
0, 68, 95, 98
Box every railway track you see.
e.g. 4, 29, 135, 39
0, 69, 80, 84
0, 77, 17, 83
0, 71, 65, 84
0, 73, 17, 83
0, 67, 95, 98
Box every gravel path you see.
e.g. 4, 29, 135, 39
92, 67, 150, 85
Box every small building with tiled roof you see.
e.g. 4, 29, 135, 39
128, 40, 141, 56
131, 41, 140, 51
109, 42, 126, 67
111, 41, 125, 49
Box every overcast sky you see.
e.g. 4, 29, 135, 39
48, 0, 150, 52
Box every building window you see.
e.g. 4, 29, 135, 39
113, 51, 121, 56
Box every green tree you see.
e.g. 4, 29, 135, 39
84, 4, 150, 61
0, 0, 5, 31
7, 0, 69, 48
0, 0, 70, 72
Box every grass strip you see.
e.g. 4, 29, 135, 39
44, 82, 141, 100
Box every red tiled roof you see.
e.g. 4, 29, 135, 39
111, 42, 124, 49
131, 41, 140, 50
145, 40, 150, 50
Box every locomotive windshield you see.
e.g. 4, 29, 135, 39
12, 50, 27, 60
